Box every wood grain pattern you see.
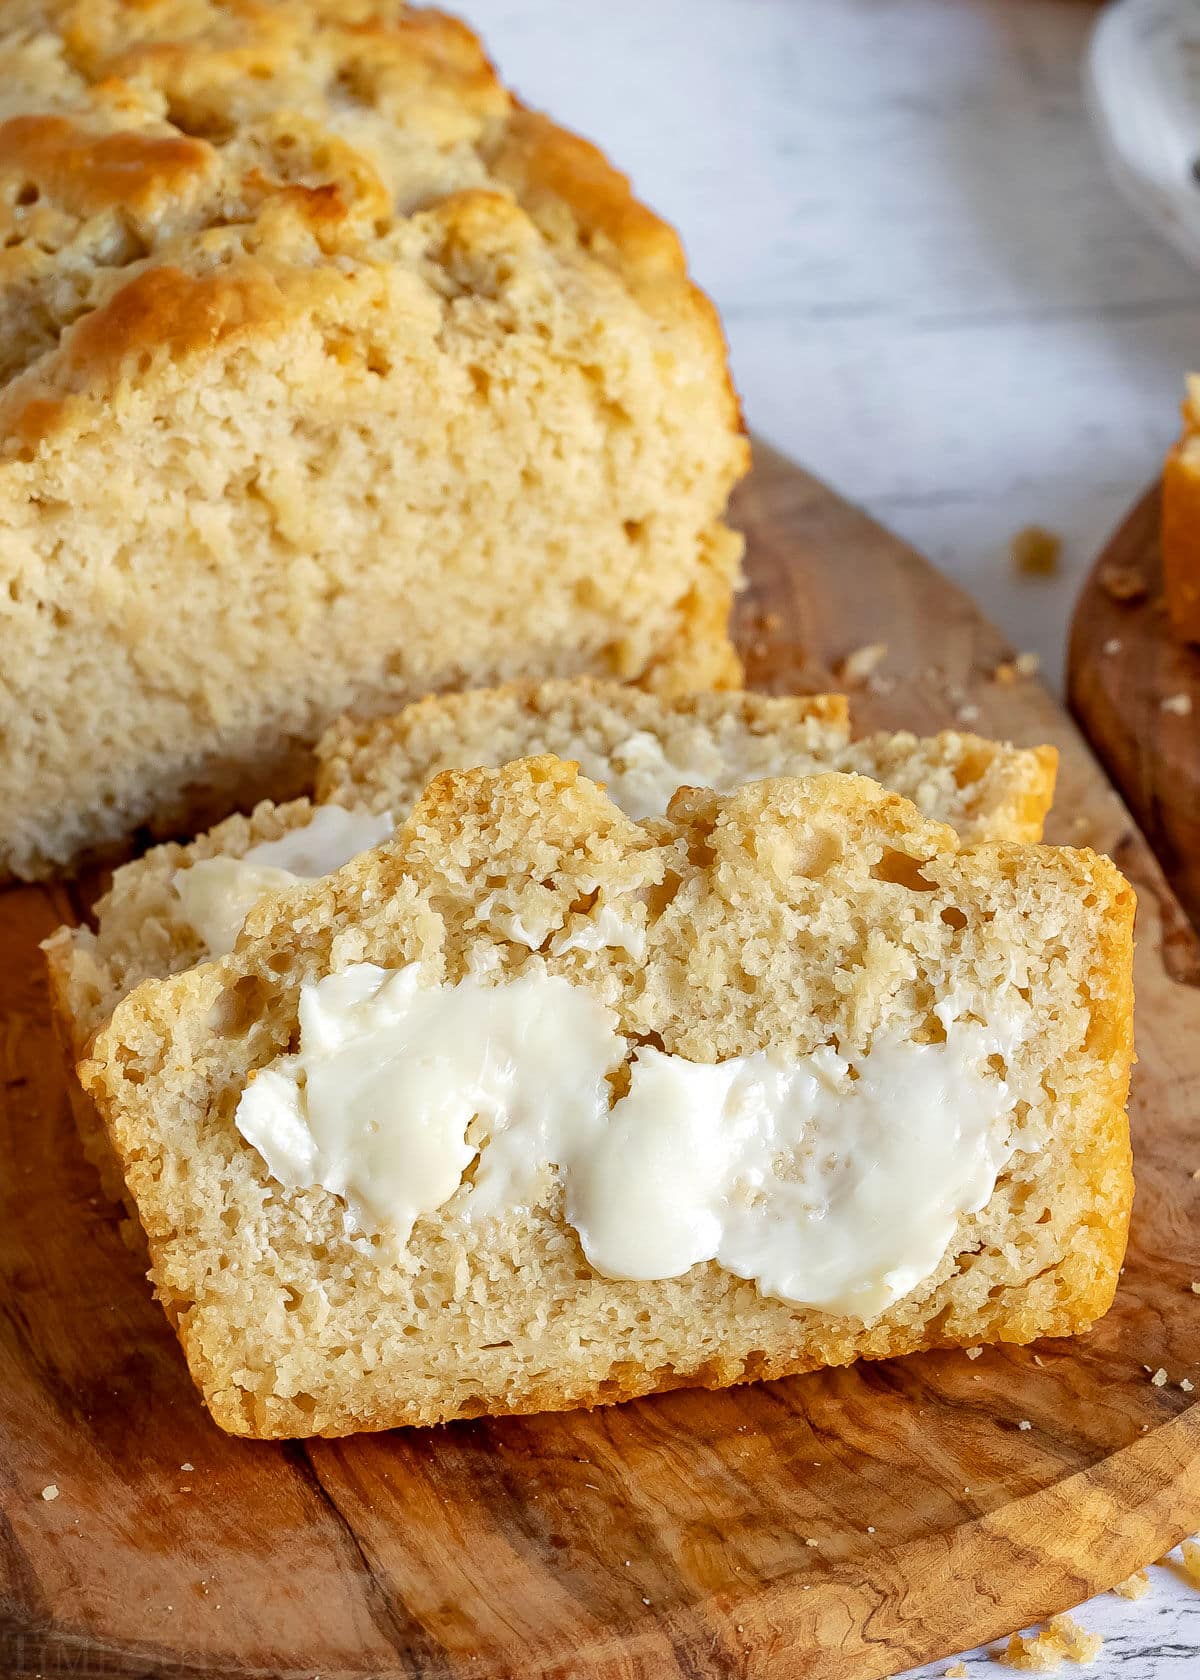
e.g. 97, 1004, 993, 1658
3, 444, 1200, 1680
1068, 482, 1200, 942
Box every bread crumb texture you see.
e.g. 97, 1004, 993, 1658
1000, 1613, 1102, 1670
45, 679, 1058, 1055
0, 1, 748, 880
78, 757, 1134, 1438
1110, 1569, 1149, 1601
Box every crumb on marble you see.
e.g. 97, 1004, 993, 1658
1111, 1569, 1150, 1600
1011, 526, 1061, 577
1014, 651, 1040, 677
946, 1664, 969, 1678
999, 1612, 1102, 1669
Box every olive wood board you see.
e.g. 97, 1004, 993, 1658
3, 442, 1200, 1680
1069, 479, 1200, 936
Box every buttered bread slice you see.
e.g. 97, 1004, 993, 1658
44, 683, 1057, 1060
79, 757, 1133, 1438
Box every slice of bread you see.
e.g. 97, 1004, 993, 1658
316, 678, 1058, 843
78, 757, 1133, 1439
44, 682, 1058, 1064
0, 3, 747, 880
1163, 376, 1200, 639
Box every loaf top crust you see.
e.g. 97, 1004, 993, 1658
0, 0, 744, 456
79, 757, 1134, 1437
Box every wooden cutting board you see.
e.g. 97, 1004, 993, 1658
1068, 481, 1200, 934
3, 443, 1200, 1680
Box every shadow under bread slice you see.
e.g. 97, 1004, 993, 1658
78, 757, 1132, 1439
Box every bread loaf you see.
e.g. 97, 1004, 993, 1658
0, 1, 746, 880
79, 757, 1133, 1438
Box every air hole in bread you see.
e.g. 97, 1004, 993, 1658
209, 975, 273, 1038
941, 906, 968, 930
115, 1054, 146, 1087
792, 827, 842, 879
645, 870, 683, 918
871, 848, 937, 892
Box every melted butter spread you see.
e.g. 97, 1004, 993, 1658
235, 965, 1028, 1319
173, 806, 394, 955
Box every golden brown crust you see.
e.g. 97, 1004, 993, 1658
0, 260, 295, 449
1019, 745, 1060, 844
0, 114, 216, 216
44, 927, 138, 1214
1163, 418, 1200, 642
0, 3, 746, 460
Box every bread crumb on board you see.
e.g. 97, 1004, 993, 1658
1151, 1367, 1169, 1387
40, 1484, 58, 1502
1098, 560, 1148, 603
992, 653, 1040, 685
835, 642, 888, 686
1111, 1568, 1150, 1600
999, 1612, 1102, 1669
1011, 526, 1061, 577
1161, 693, 1193, 717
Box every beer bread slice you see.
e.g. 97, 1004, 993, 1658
79, 757, 1132, 1439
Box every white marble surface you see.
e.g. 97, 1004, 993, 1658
469, 1, 1200, 1673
